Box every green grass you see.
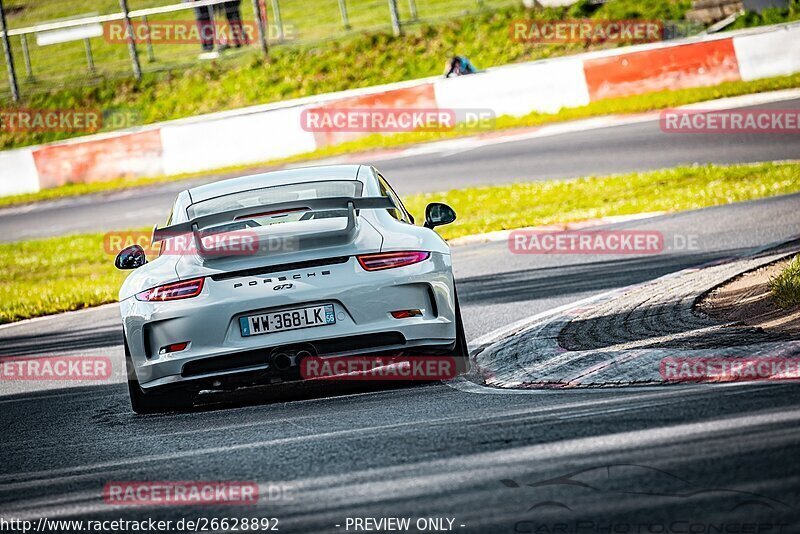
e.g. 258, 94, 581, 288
2, 70, 799, 209
0, 232, 128, 324
1, 0, 516, 97
770, 255, 800, 309
568, 0, 691, 20
407, 161, 800, 240
2, 161, 799, 324
730, 0, 800, 30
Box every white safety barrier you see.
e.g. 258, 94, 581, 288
160, 106, 317, 175
733, 26, 800, 81
433, 57, 590, 116
0, 148, 40, 196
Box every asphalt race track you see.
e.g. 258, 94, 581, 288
2, 101, 800, 532
3, 197, 800, 531
1, 98, 800, 242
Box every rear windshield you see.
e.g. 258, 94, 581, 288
187, 180, 362, 220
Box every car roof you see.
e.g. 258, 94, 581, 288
187, 164, 368, 203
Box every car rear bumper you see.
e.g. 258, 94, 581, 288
121, 253, 457, 389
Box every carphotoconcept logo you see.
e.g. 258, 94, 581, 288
506, 464, 791, 532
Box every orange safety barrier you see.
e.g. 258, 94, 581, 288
32, 130, 163, 189
583, 39, 741, 101
307, 83, 438, 148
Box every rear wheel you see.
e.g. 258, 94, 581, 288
125, 339, 193, 414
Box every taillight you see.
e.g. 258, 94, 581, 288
357, 251, 430, 271
136, 278, 205, 302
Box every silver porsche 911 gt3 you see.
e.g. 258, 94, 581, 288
115, 165, 466, 413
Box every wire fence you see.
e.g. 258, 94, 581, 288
0, 0, 519, 101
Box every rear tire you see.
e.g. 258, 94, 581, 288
449, 287, 470, 375
125, 339, 193, 414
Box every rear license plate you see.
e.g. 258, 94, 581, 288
239, 304, 335, 337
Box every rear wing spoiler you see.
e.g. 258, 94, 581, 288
151, 196, 396, 253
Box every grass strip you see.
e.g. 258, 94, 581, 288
1, 161, 799, 324
770, 255, 800, 309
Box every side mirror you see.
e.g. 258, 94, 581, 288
115, 245, 147, 270
424, 203, 456, 229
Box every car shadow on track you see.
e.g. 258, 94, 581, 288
186, 379, 434, 414
0, 379, 436, 422
0, 325, 124, 357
